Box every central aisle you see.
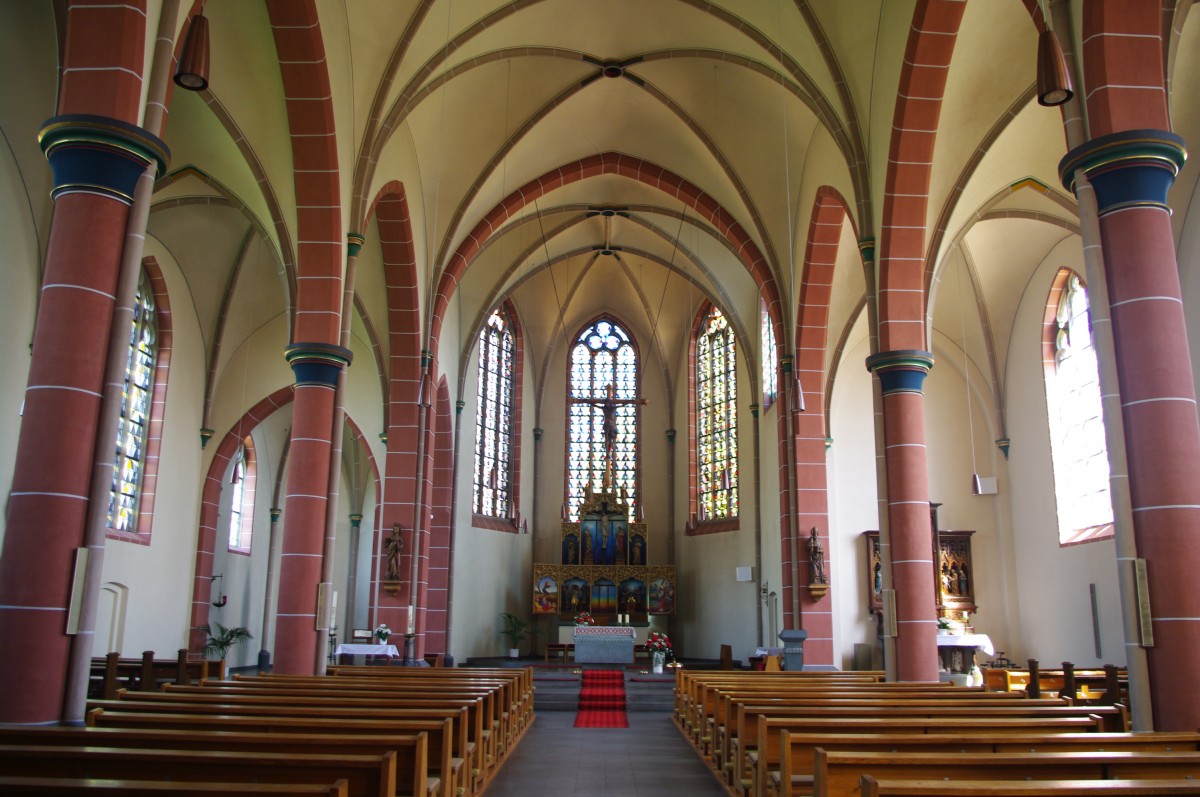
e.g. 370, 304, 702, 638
484, 709, 728, 796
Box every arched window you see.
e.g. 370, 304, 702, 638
1043, 270, 1114, 545
227, 436, 256, 553
108, 269, 158, 533
696, 304, 738, 521
566, 317, 638, 520
761, 298, 777, 409
473, 307, 515, 520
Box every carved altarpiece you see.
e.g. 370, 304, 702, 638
532, 483, 675, 618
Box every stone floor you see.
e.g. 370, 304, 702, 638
484, 710, 728, 797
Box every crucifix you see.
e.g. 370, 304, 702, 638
576, 383, 646, 489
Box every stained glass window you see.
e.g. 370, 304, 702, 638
566, 318, 638, 521
108, 269, 157, 531
697, 305, 738, 520
1045, 271, 1113, 544
761, 298, 777, 408
473, 308, 514, 518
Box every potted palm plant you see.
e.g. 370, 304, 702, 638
197, 621, 253, 663
499, 612, 529, 658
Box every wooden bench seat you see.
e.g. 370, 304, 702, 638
816, 750, 1200, 797
860, 777, 1200, 797
0, 726, 435, 797
109, 688, 490, 789
0, 776, 347, 797
89, 649, 219, 699
722, 700, 1123, 789
86, 709, 460, 797
0, 745, 396, 797
720, 715, 1104, 797
763, 731, 1200, 797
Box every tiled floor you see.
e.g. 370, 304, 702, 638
486, 710, 728, 796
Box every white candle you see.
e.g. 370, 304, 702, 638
407, 608, 416, 635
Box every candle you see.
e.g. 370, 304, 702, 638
407, 608, 416, 635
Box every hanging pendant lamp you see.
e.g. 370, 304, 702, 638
1036, 28, 1074, 106
174, 13, 211, 91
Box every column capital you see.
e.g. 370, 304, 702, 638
346, 232, 366, 257
348, 513, 364, 527
38, 114, 170, 203
866, 349, 934, 394
285, 342, 353, 387
857, 236, 876, 263
1059, 129, 1187, 214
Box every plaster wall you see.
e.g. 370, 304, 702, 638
96, 243, 207, 658
828, 324, 881, 669
1003, 241, 1125, 667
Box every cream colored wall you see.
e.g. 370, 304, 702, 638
672, 340, 762, 664
448, 323, 533, 661
0, 138, 40, 554
97, 244, 207, 658
828, 322, 882, 669
1003, 240, 1125, 667
924, 329, 1016, 660
757, 400, 783, 652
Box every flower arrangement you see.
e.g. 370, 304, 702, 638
374, 623, 392, 642
574, 611, 595, 626
646, 631, 672, 654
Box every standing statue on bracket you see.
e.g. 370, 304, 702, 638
807, 527, 827, 585
384, 522, 404, 581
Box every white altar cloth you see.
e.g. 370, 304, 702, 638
935, 633, 994, 656
335, 643, 400, 657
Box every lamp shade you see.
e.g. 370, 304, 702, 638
174, 13, 210, 91
1036, 28, 1073, 106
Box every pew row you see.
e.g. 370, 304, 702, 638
0, 726, 435, 797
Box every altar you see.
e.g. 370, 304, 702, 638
937, 632, 993, 685
573, 625, 636, 664
334, 643, 400, 661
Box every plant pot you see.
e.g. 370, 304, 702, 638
508, 648, 520, 659
652, 651, 665, 674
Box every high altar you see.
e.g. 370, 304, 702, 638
531, 482, 676, 627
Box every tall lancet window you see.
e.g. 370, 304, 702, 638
473, 307, 515, 519
761, 298, 777, 409
566, 317, 639, 520
697, 304, 738, 520
108, 269, 158, 532
1044, 270, 1114, 545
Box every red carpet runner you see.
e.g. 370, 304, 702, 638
573, 669, 629, 728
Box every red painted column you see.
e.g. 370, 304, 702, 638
1060, 132, 1196, 730
866, 351, 939, 682
0, 116, 167, 724
273, 344, 351, 674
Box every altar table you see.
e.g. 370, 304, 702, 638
937, 632, 993, 684
334, 643, 400, 659
573, 626, 635, 664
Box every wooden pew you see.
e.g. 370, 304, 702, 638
86, 709, 459, 797
0, 726, 434, 797
90, 649, 219, 699
860, 777, 1200, 797
323, 666, 533, 741
733, 715, 1105, 797
107, 688, 489, 789
764, 731, 1200, 797
712, 687, 1040, 770
262, 669, 529, 759
816, 750, 1200, 797
723, 697, 1121, 788
0, 777, 347, 796
215, 675, 506, 781
0, 745, 395, 797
